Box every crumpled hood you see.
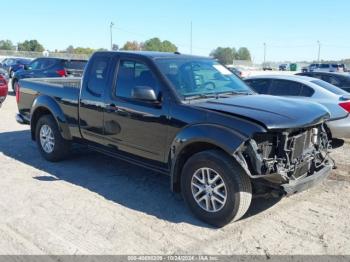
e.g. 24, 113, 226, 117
195, 95, 330, 130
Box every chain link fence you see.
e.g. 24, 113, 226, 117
0, 50, 90, 60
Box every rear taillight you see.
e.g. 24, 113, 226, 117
15, 82, 20, 103
0, 76, 7, 96
0, 81, 7, 97
56, 69, 67, 77
339, 101, 350, 113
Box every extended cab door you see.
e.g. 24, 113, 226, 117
103, 57, 169, 163
79, 54, 113, 144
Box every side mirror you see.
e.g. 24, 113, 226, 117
132, 86, 158, 102
24, 65, 31, 70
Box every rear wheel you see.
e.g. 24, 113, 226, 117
181, 150, 252, 227
35, 115, 71, 162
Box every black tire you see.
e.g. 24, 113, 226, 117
35, 115, 71, 162
181, 150, 252, 227
12, 79, 18, 93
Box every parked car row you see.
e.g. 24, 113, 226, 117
0, 57, 32, 78
1, 57, 88, 94
302, 63, 347, 73
12, 57, 87, 92
15, 51, 335, 227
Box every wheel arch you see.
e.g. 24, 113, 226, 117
30, 95, 72, 141
169, 124, 249, 192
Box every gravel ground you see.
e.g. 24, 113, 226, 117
0, 93, 350, 255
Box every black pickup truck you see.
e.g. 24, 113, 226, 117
16, 51, 333, 227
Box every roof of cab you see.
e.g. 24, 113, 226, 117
94, 51, 210, 60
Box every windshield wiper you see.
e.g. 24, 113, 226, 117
183, 91, 254, 102
183, 93, 219, 101
217, 91, 254, 96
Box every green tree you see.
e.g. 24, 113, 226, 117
74, 47, 95, 55
66, 45, 75, 54
18, 40, 45, 52
143, 38, 162, 51
236, 47, 251, 61
160, 40, 177, 52
0, 40, 14, 50
232, 47, 237, 60
143, 38, 177, 52
210, 47, 234, 65
121, 41, 142, 51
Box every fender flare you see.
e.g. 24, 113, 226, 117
169, 124, 250, 192
30, 95, 72, 141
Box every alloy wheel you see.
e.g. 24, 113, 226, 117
40, 125, 55, 154
191, 167, 227, 212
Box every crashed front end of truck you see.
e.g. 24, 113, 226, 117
235, 123, 334, 196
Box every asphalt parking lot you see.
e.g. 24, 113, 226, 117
1, 91, 350, 255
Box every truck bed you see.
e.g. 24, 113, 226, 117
21, 77, 82, 89
17, 78, 82, 132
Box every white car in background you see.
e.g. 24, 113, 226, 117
307, 63, 345, 73
244, 75, 350, 139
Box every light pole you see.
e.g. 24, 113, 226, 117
190, 21, 193, 54
110, 22, 115, 51
317, 40, 321, 63
263, 42, 266, 66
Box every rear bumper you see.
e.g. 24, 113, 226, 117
16, 113, 30, 125
282, 165, 332, 196
327, 115, 350, 139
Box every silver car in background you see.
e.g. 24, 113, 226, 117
244, 75, 350, 139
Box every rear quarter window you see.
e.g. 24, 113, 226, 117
300, 85, 315, 97
311, 80, 348, 95
270, 80, 303, 96
245, 79, 270, 94
86, 55, 112, 96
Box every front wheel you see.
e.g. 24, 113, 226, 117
181, 150, 252, 227
35, 115, 71, 162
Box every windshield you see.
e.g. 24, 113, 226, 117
312, 80, 348, 95
155, 58, 254, 99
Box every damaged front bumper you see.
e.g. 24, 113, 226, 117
234, 123, 334, 196
281, 164, 332, 196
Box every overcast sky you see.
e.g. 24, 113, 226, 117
1, 0, 349, 62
